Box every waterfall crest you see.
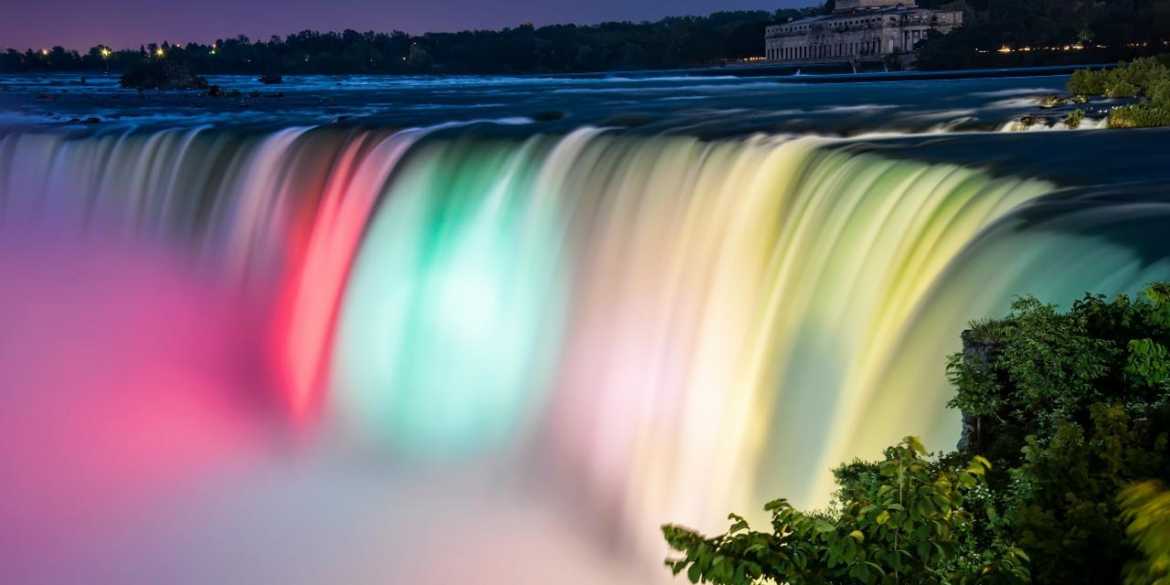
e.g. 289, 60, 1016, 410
4, 126, 1169, 574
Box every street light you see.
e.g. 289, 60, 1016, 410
99, 47, 112, 74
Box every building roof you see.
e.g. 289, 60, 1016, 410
835, 0, 916, 13
770, 3, 942, 30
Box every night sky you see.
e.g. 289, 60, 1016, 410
2, 0, 806, 51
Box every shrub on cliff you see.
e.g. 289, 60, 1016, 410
1151, 79, 1170, 108
664, 284, 1170, 585
663, 437, 1030, 585
1119, 481, 1170, 585
947, 286, 1170, 585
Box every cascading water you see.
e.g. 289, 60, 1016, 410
2, 125, 1169, 584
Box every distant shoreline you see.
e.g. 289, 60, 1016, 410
570, 63, 1112, 82
0, 63, 1108, 84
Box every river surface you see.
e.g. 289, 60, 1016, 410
0, 69, 1082, 132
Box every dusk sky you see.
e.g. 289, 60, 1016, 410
2, 0, 808, 51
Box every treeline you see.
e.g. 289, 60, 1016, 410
918, 0, 1170, 69
0, 9, 815, 75
6, 1, 1170, 75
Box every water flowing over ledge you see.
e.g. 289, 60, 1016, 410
2, 126, 1170, 584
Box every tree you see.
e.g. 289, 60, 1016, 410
947, 285, 1170, 585
1, 9, 820, 75
915, 0, 1170, 69
663, 437, 1030, 585
1119, 481, 1170, 585
664, 284, 1170, 585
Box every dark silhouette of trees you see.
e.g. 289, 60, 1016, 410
0, 9, 813, 76
6, 1, 1167, 75
917, 0, 1170, 69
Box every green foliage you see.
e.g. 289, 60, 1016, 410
1108, 105, 1170, 129
946, 296, 1118, 438
1067, 59, 1170, 99
947, 285, 1170, 585
1108, 80, 1142, 99
1120, 481, 1170, 585
664, 284, 1170, 585
1064, 108, 1085, 128
1110, 58, 1170, 95
1063, 58, 1170, 128
1069, 69, 1108, 96
663, 437, 1030, 585
1151, 80, 1170, 108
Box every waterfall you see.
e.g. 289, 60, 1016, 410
3, 125, 1169, 583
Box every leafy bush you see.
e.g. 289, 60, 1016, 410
1110, 58, 1170, 94
1109, 105, 1170, 128
1065, 108, 1086, 128
1151, 79, 1170, 108
663, 437, 1030, 585
1068, 59, 1170, 128
1120, 481, 1170, 585
947, 285, 1170, 585
665, 285, 1170, 585
1068, 58, 1170, 101
1069, 69, 1108, 96
1108, 80, 1142, 98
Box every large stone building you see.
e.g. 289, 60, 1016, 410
765, 0, 963, 64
